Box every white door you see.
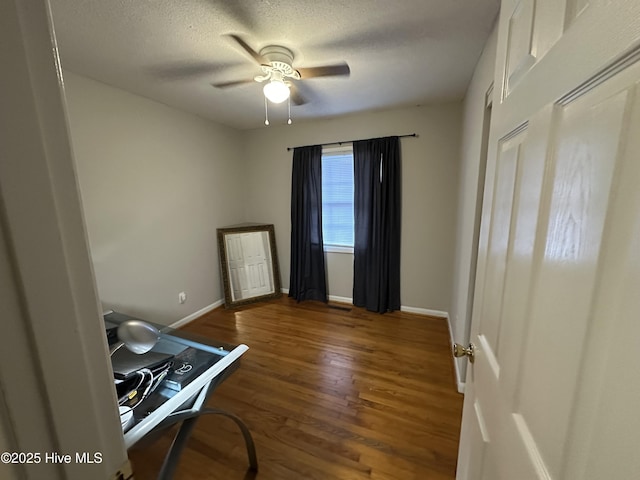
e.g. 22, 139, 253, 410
457, 1, 640, 479
226, 232, 273, 301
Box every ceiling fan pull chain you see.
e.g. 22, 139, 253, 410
264, 96, 270, 126
287, 96, 292, 125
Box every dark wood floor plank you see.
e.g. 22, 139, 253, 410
129, 297, 463, 479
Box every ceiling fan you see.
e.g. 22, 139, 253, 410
212, 35, 351, 107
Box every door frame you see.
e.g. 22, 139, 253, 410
0, 0, 128, 478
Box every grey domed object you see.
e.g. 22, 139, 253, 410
109, 319, 160, 355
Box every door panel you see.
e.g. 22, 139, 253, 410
532, 0, 565, 60
479, 128, 525, 355
457, 0, 640, 478
504, 0, 536, 96
516, 82, 627, 477
565, 0, 589, 27
562, 77, 640, 480
240, 232, 273, 295
496, 106, 551, 400
226, 232, 273, 301
225, 234, 248, 300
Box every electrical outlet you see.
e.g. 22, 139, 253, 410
178, 292, 187, 304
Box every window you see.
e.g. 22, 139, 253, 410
321, 146, 354, 252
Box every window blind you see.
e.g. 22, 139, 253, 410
321, 149, 354, 247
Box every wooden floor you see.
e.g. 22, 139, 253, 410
129, 297, 463, 479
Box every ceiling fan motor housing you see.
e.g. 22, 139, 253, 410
259, 45, 300, 78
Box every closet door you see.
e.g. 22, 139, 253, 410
456, 1, 640, 478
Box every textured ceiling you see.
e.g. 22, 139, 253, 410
49, 0, 499, 130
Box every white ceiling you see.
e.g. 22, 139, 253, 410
49, 0, 499, 130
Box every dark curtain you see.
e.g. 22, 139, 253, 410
353, 136, 401, 313
289, 145, 328, 302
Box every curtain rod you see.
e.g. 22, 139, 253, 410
286, 133, 417, 151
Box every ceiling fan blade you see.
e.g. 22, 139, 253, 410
227, 34, 266, 65
289, 83, 308, 106
211, 78, 255, 88
149, 61, 243, 80
215, 4, 257, 32
297, 63, 350, 79
311, 20, 437, 52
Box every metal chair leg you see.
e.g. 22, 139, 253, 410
201, 408, 258, 472
156, 408, 258, 479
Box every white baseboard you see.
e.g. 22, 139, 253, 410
169, 300, 223, 329
282, 288, 451, 320
328, 294, 352, 304
400, 305, 448, 318
445, 314, 466, 394
282, 289, 353, 306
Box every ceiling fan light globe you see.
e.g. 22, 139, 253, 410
263, 80, 290, 103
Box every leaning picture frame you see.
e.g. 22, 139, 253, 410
216, 223, 282, 308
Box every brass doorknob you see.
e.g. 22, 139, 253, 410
453, 343, 476, 363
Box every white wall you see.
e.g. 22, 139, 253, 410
450, 23, 499, 386
242, 105, 462, 312
64, 73, 246, 324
